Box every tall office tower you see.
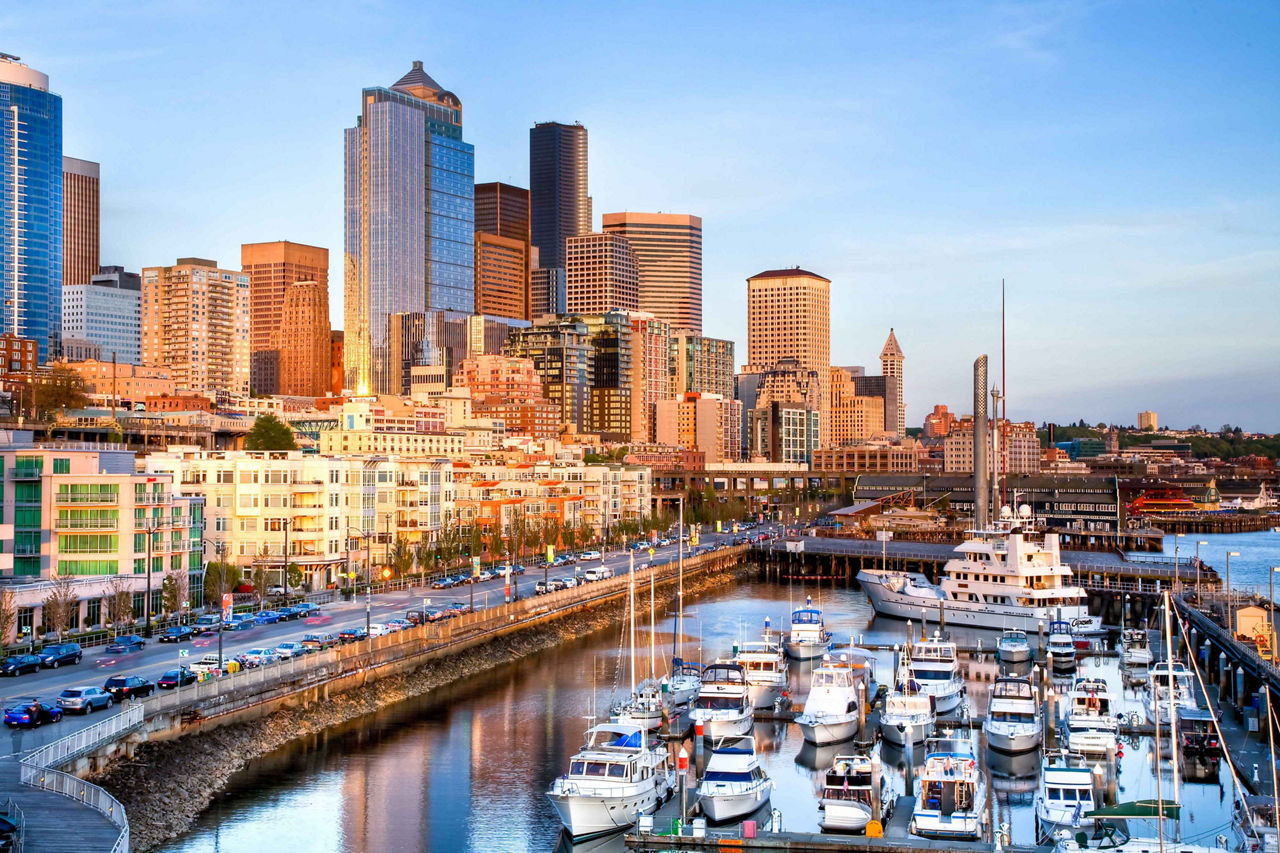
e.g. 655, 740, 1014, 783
141, 258, 251, 398
504, 318, 594, 432
242, 240, 329, 395
61, 157, 99, 288
581, 311, 634, 442
61, 265, 141, 364
531, 266, 566, 317
566, 233, 638, 314
602, 212, 702, 333
474, 182, 531, 322
1, 55, 62, 362
879, 329, 905, 437
671, 332, 734, 398
629, 312, 671, 442
746, 268, 831, 445
345, 61, 475, 395
529, 121, 590, 269
474, 181, 529, 242
279, 280, 331, 397
330, 331, 345, 396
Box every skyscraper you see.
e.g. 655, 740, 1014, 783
746, 268, 831, 444
345, 61, 475, 394
61, 265, 141, 364
504, 317, 593, 432
474, 182, 531, 321
1, 55, 63, 362
529, 121, 590, 269
671, 332, 734, 399
566, 233, 638, 314
279, 280, 331, 397
602, 212, 702, 333
531, 266, 566, 317
474, 181, 530, 243
879, 329, 905, 437
242, 240, 329, 394
62, 156, 99, 288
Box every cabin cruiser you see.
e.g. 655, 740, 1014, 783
784, 600, 833, 660
1178, 706, 1221, 759
997, 628, 1032, 665
856, 510, 1103, 633
880, 651, 936, 746
1143, 660, 1198, 725
1236, 794, 1279, 853
610, 679, 666, 732
696, 736, 772, 822
910, 635, 964, 714
819, 751, 894, 833
1053, 828, 1230, 853
1034, 750, 1096, 839
983, 677, 1043, 753
666, 659, 702, 707
1065, 677, 1118, 755
911, 734, 986, 840
690, 663, 754, 741
547, 723, 674, 838
733, 622, 790, 709
1119, 629, 1153, 668
795, 653, 860, 745
1048, 620, 1077, 671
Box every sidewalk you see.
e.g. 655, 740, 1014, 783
1210, 683, 1278, 796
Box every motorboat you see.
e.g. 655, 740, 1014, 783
733, 620, 790, 710
982, 677, 1042, 753
997, 628, 1032, 665
1119, 629, 1153, 668
1236, 794, 1279, 853
818, 751, 893, 833
857, 508, 1103, 633
547, 723, 674, 839
666, 659, 701, 707
910, 634, 964, 714
696, 736, 772, 823
880, 652, 935, 746
690, 662, 754, 741
610, 679, 666, 732
911, 734, 985, 840
1177, 706, 1221, 759
1034, 750, 1097, 840
784, 599, 833, 660
1064, 677, 1119, 756
1053, 828, 1229, 853
1048, 620, 1077, 671
795, 653, 860, 745
1143, 660, 1198, 726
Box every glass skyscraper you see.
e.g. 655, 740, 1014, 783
344, 61, 475, 395
1, 54, 63, 363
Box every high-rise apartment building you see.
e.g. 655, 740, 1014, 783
566, 233, 638, 314
61, 156, 99, 288
654, 393, 742, 464
581, 311, 634, 441
504, 318, 594, 432
345, 61, 475, 395
61, 265, 141, 364
1, 55, 63, 362
141, 258, 251, 398
879, 329, 905, 437
529, 121, 590, 269
279, 280, 331, 397
629, 312, 671, 442
454, 354, 559, 439
474, 232, 530, 321
602, 212, 702, 333
671, 332, 734, 399
241, 240, 329, 395
532, 266, 566, 317
1138, 410, 1158, 431
746, 269, 831, 444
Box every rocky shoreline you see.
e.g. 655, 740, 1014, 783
96, 564, 749, 852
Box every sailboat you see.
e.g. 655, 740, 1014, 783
664, 500, 701, 707
611, 553, 666, 732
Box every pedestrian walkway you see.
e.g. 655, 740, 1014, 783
1210, 683, 1278, 797
0, 754, 120, 853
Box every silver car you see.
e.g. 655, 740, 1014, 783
57, 686, 112, 714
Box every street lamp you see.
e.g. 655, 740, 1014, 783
1195, 540, 1208, 598
347, 528, 370, 640
1226, 551, 1240, 615
202, 537, 228, 675
280, 517, 292, 600
142, 514, 167, 638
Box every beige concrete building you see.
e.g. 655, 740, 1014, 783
746, 269, 831, 444
813, 440, 920, 473
654, 392, 742, 463
566, 233, 638, 314
880, 329, 905, 437
602, 212, 702, 333
279, 279, 331, 397
943, 417, 1041, 475
671, 332, 734, 399
630, 312, 672, 442
828, 366, 886, 446
242, 241, 329, 395
61, 157, 99, 287
141, 258, 251, 398
69, 359, 175, 406
1138, 410, 1158, 431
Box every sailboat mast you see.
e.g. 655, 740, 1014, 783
649, 559, 656, 680
677, 497, 684, 664
1165, 590, 1180, 841
629, 550, 636, 695
1001, 279, 1007, 510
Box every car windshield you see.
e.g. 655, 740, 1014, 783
162, 670, 181, 678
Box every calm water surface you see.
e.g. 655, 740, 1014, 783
162, 573, 1247, 853
1136, 530, 1280, 591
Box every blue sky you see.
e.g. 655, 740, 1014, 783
6, 0, 1278, 430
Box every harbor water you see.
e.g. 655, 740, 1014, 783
1135, 529, 1280, 591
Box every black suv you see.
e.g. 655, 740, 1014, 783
38, 643, 83, 668
103, 675, 156, 701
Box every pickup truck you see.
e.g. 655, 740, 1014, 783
189, 653, 226, 677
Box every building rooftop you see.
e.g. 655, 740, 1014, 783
392, 60, 442, 93
748, 268, 830, 282
880, 328, 904, 359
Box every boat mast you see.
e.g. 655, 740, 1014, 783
1152, 654, 1167, 853
1164, 590, 1180, 841
676, 497, 684, 665
630, 550, 636, 696
649, 558, 656, 681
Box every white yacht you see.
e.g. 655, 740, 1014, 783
696, 736, 772, 823
1048, 620, 1077, 671
1053, 829, 1230, 853
911, 734, 986, 840
996, 628, 1032, 665
1143, 660, 1198, 725
690, 663, 754, 741
1119, 629, 1153, 668
795, 653, 860, 745
856, 509, 1103, 633
1235, 794, 1279, 853
880, 662, 935, 746
1065, 677, 1119, 756
547, 723, 674, 839
1034, 750, 1096, 840
666, 659, 702, 707
910, 635, 964, 714
610, 679, 666, 732
983, 677, 1042, 753
819, 751, 894, 833
733, 622, 790, 710
784, 600, 832, 660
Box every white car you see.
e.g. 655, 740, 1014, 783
580, 550, 602, 560
243, 648, 278, 667
275, 642, 306, 659
369, 623, 393, 637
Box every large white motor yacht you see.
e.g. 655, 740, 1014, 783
1034, 750, 1096, 840
880, 650, 935, 746
909, 635, 964, 714
733, 620, 790, 710
547, 723, 674, 839
784, 599, 833, 660
982, 676, 1042, 753
690, 662, 754, 741
695, 736, 772, 823
795, 653, 860, 745
1143, 659, 1199, 725
996, 628, 1032, 664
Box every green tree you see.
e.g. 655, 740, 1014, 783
34, 364, 90, 416
287, 563, 304, 590
466, 525, 483, 562
577, 521, 595, 549
203, 561, 242, 604
161, 570, 188, 616
244, 413, 298, 450
563, 523, 578, 553
413, 538, 435, 575
488, 527, 506, 564
390, 535, 413, 576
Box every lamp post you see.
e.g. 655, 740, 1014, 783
202, 537, 227, 675
1174, 533, 1184, 593
142, 514, 167, 638
281, 517, 292, 599
346, 527, 369, 639
1194, 540, 1208, 599
1226, 551, 1240, 616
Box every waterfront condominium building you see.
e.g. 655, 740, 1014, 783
670, 332, 734, 399
879, 329, 905, 437
345, 61, 475, 395
581, 311, 634, 441
529, 121, 590, 270
279, 279, 331, 397
141, 258, 251, 398
61, 265, 141, 364
602, 212, 702, 334
61, 156, 99, 288
503, 317, 594, 433
241, 240, 329, 395
531, 266, 566, 318
566, 233, 638, 315
746, 268, 831, 444
1, 55, 63, 362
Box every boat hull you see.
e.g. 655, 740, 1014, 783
698, 782, 772, 823
668, 677, 700, 707
912, 812, 982, 840
997, 645, 1032, 664
1067, 728, 1117, 755
820, 799, 873, 832
984, 723, 1043, 754
548, 778, 670, 839
796, 714, 859, 745
880, 718, 932, 745
694, 711, 753, 741
785, 639, 830, 661
925, 686, 963, 715
747, 681, 786, 710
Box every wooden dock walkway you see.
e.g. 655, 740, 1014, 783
0, 755, 120, 853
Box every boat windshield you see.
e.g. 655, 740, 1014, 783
704, 770, 754, 782
814, 670, 851, 687
791, 609, 823, 625
696, 696, 744, 711
570, 761, 630, 779
990, 711, 1037, 724
911, 669, 955, 681
1047, 787, 1091, 801
992, 680, 1033, 699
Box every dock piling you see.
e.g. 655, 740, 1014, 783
871, 752, 883, 824
858, 681, 867, 734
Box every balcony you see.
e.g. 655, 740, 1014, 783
56, 491, 119, 505
54, 518, 118, 531
134, 493, 173, 506
8, 467, 43, 480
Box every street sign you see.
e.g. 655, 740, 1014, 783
181, 600, 189, 608
178, 649, 190, 658
347, 571, 356, 579
647, 548, 655, 558
715, 520, 722, 533
221, 593, 233, 621
472, 556, 481, 569
546, 544, 555, 563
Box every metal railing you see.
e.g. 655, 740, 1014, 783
3, 797, 24, 853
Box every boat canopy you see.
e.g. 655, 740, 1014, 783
702, 663, 747, 683
791, 609, 823, 625
991, 678, 1034, 699
1086, 799, 1181, 819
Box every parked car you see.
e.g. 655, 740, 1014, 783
266, 585, 286, 596
561, 576, 579, 588
38, 642, 83, 668
446, 602, 473, 616
430, 576, 454, 589
189, 654, 226, 677
301, 632, 337, 650
221, 614, 255, 631
293, 602, 321, 617
193, 614, 224, 634
158, 667, 198, 688
386, 618, 413, 632
253, 610, 282, 624
580, 550, 602, 561
242, 648, 278, 668
275, 642, 308, 659
105, 635, 146, 654
1, 655, 43, 677
338, 627, 367, 644
582, 569, 602, 582
57, 686, 112, 714
367, 623, 392, 638
103, 675, 156, 701
4, 700, 62, 728
535, 580, 550, 594
547, 579, 566, 592
158, 625, 196, 643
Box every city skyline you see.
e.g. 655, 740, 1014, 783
5, 2, 1278, 429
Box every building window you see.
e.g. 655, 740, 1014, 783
52, 458, 70, 474
86, 598, 101, 627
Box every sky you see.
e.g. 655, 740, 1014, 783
5, 0, 1279, 430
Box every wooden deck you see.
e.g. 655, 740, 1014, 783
0, 756, 120, 853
